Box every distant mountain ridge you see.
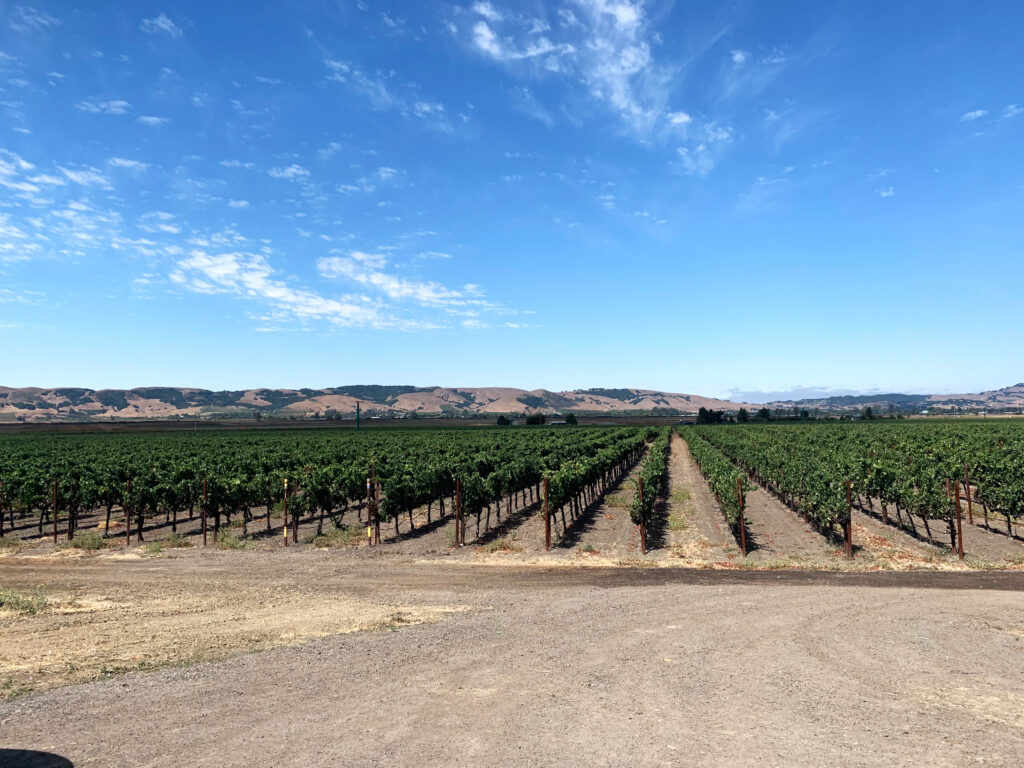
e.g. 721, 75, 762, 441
1, 383, 1020, 422
768, 383, 1024, 412
0, 385, 755, 422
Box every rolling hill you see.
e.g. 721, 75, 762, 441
2, 383, 1020, 422
769, 383, 1024, 413
0, 385, 753, 422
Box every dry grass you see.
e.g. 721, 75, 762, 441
58, 531, 106, 551
312, 525, 363, 548
0, 586, 49, 615
479, 536, 523, 553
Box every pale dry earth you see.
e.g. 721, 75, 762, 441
1, 555, 1022, 768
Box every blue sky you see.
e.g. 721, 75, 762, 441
0, 1, 1021, 400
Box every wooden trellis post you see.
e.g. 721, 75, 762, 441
953, 479, 964, 560
125, 479, 131, 547
202, 478, 208, 547
736, 476, 747, 557
963, 464, 973, 525
638, 476, 647, 555
544, 477, 550, 551
282, 478, 288, 547
52, 480, 58, 544
844, 480, 853, 559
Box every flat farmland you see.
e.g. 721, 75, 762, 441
2, 423, 1023, 767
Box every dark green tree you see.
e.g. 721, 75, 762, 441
496, 415, 511, 426
736, 408, 750, 423
565, 413, 578, 425
755, 407, 771, 421
696, 407, 725, 425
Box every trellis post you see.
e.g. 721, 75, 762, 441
544, 477, 550, 551
638, 475, 647, 555
953, 479, 964, 560
125, 479, 131, 547
282, 478, 288, 547
736, 476, 747, 557
201, 478, 208, 547
52, 480, 58, 544
845, 479, 853, 559
963, 464, 973, 525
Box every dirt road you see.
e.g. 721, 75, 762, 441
2, 555, 1023, 768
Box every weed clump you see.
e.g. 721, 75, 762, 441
0, 587, 48, 615
312, 526, 362, 548
143, 532, 193, 555
606, 493, 630, 508
479, 536, 522, 553
62, 531, 106, 550
215, 533, 253, 550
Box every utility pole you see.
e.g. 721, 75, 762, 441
356, 401, 360, 432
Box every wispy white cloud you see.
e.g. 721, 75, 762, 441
108, 157, 149, 171
227, 199, 250, 209
76, 99, 131, 115
318, 141, 343, 159
471, 19, 571, 61
1002, 104, 1022, 120
730, 49, 748, 64
472, 2, 504, 22
137, 115, 169, 126
0, 288, 44, 305
877, 186, 894, 198
960, 109, 987, 122
170, 250, 384, 327
510, 85, 553, 126
676, 122, 733, 176
461, 0, 675, 138
58, 166, 112, 188
318, 251, 494, 311
268, 164, 310, 180
140, 12, 184, 39
8, 6, 59, 33
138, 210, 180, 234
0, 147, 33, 175
323, 58, 453, 132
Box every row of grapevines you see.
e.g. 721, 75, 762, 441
688, 421, 1024, 546
0, 427, 648, 543
680, 428, 748, 526
629, 428, 670, 526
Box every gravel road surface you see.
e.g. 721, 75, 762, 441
2, 557, 1023, 768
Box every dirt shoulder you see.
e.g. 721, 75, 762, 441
1, 555, 1022, 768
3, 551, 1023, 699
0, 553, 467, 697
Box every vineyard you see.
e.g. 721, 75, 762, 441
681, 421, 1024, 559
0, 420, 1022, 565
0, 426, 653, 550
